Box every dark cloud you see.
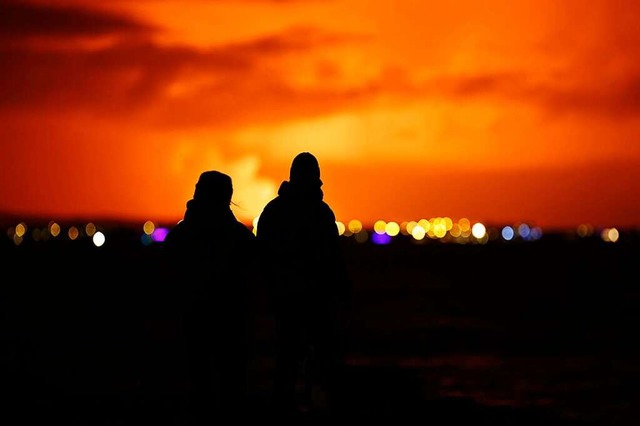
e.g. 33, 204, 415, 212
0, 22, 368, 128
0, 0, 154, 40
429, 70, 640, 120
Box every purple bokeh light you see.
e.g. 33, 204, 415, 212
371, 232, 392, 245
152, 227, 170, 242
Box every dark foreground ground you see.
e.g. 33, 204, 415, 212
1, 227, 639, 425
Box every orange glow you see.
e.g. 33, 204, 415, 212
2, 1, 640, 230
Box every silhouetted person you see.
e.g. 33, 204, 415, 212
163, 171, 256, 424
256, 152, 352, 420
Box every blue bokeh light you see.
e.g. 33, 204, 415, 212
501, 226, 514, 241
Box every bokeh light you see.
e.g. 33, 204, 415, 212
373, 220, 387, 235
86, 223, 97, 237
411, 225, 426, 241
501, 226, 515, 241
385, 221, 400, 237
517, 223, 531, 239
152, 227, 170, 242
49, 222, 61, 238
371, 232, 392, 245
15, 223, 27, 238
471, 222, 486, 240
92, 231, 106, 247
68, 226, 80, 241
601, 227, 619, 243
354, 229, 368, 243
143, 220, 155, 236
348, 219, 363, 234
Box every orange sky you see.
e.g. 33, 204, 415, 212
2, 0, 640, 230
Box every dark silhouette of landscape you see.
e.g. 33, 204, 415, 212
1, 218, 639, 425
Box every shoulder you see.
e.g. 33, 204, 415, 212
232, 220, 256, 240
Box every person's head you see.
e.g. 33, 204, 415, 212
289, 152, 322, 186
193, 170, 233, 206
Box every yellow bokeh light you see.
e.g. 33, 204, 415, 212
348, 219, 363, 234
601, 227, 619, 243
336, 221, 346, 236
68, 226, 80, 241
354, 230, 368, 243
449, 223, 461, 238
49, 222, 61, 237
15, 222, 27, 238
406, 221, 418, 235
373, 220, 387, 235
143, 220, 155, 236
400, 221, 409, 235
443, 217, 453, 231
577, 224, 593, 238
385, 221, 400, 237
417, 219, 430, 233
433, 220, 447, 238
458, 218, 471, 232
85, 222, 97, 237
411, 225, 426, 240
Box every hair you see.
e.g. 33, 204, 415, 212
193, 170, 233, 205
289, 152, 321, 184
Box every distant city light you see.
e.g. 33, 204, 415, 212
471, 222, 486, 239
15, 223, 27, 238
143, 220, 155, 236
152, 227, 170, 242
85, 222, 97, 237
3, 217, 627, 248
373, 220, 387, 235
517, 223, 531, 239
417, 219, 430, 233
405, 221, 417, 235
601, 227, 619, 243
458, 218, 471, 232
385, 221, 400, 237
354, 230, 368, 243
577, 224, 594, 238
371, 232, 392, 245
141, 234, 154, 246
348, 219, 363, 234
411, 225, 426, 240
432, 218, 447, 238
68, 226, 80, 241
92, 231, 106, 247
530, 227, 543, 240
49, 222, 61, 237
501, 226, 515, 241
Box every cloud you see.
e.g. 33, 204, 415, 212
0, 17, 371, 128
0, 1, 155, 41
3, 0, 639, 134
421, 69, 640, 121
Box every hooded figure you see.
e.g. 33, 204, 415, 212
163, 170, 256, 422
256, 152, 352, 419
